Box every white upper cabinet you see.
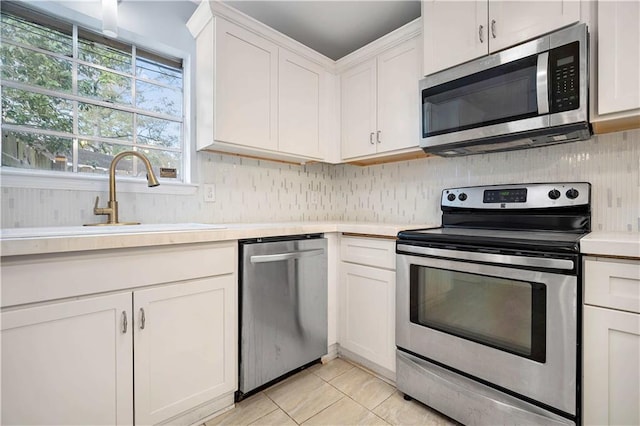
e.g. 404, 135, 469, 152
214, 18, 278, 152
377, 38, 422, 153
341, 59, 378, 159
423, 1, 487, 76
341, 35, 422, 161
188, 5, 333, 163
422, 0, 580, 76
596, 1, 640, 116
488, 1, 580, 53
278, 49, 325, 159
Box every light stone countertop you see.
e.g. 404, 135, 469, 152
0, 222, 435, 257
580, 231, 640, 259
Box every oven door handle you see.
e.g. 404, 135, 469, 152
397, 244, 574, 271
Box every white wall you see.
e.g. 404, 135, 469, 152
2, 129, 639, 231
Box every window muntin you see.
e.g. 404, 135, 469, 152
0, 5, 185, 181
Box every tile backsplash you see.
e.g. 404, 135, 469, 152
335, 129, 640, 232
2, 129, 639, 232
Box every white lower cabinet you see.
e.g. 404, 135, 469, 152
1, 293, 134, 425
1, 242, 237, 426
583, 305, 640, 425
583, 257, 640, 425
339, 236, 396, 376
134, 276, 236, 425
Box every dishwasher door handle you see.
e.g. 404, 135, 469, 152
250, 248, 325, 263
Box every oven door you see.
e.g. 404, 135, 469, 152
396, 246, 577, 416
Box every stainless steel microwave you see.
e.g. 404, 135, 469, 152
420, 24, 591, 157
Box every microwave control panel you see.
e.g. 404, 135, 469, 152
549, 41, 580, 113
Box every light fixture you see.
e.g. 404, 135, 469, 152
101, 0, 118, 38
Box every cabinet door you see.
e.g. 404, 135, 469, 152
215, 18, 278, 151
377, 36, 421, 153
341, 58, 377, 159
279, 49, 324, 159
583, 305, 640, 425
597, 1, 640, 115
488, 1, 580, 53
422, 0, 488, 75
340, 262, 396, 372
133, 275, 236, 425
1, 293, 133, 425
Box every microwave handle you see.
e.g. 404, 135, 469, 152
536, 52, 550, 114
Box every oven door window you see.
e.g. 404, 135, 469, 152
422, 55, 539, 138
410, 265, 546, 362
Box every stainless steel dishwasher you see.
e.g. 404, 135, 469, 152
237, 234, 327, 399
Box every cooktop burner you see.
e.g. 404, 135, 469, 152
399, 182, 591, 254
398, 227, 588, 253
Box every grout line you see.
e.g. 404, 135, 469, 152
299, 396, 348, 425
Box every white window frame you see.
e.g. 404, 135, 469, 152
0, 2, 196, 196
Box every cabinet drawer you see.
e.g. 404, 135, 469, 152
1, 242, 237, 308
340, 236, 395, 270
584, 258, 640, 313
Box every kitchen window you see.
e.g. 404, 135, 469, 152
0, 4, 187, 183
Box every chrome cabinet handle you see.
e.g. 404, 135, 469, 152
376, 130, 381, 144
369, 132, 374, 144
121, 311, 128, 334
479, 25, 484, 43
139, 308, 146, 330
491, 19, 496, 38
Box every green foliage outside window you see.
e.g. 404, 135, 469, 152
0, 6, 185, 180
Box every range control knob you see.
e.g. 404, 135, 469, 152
458, 193, 468, 201
447, 193, 456, 202
548, 189, 561, 200
566, 188, 580, 199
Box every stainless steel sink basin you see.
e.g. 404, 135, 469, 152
0, 223, 227, 239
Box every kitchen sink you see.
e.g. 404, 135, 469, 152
0, 223, 227, 239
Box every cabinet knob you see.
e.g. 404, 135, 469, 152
479, 25, 484, 43
376, 130, 382, 144
369, 132, 375, 145
491, 19, 497, 39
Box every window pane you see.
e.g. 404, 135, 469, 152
78, 64, 132, 105
0, 12, 72, 56
136, 56, 182, 88
137, 115, 181, 149
77, 140, 132, 175
1, 87, 73, 132
78, 103, 133, 140
0, 9, 185, 182
2, 130, 73, 171
1, 44, 72, 92
79, 38, 131, 73
140, 148, 182, 180
136, 80, 182, 116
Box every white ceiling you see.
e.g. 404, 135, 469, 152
222, 1, 421, 60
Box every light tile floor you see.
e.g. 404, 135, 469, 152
205, 358, 458, 426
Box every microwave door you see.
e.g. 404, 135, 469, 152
422, 54, 541, 141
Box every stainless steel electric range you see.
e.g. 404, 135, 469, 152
396, 182, 591, 426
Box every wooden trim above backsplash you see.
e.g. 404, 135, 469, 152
592, 114, 640, 135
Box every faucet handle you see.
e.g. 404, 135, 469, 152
94, 196, 108, 215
